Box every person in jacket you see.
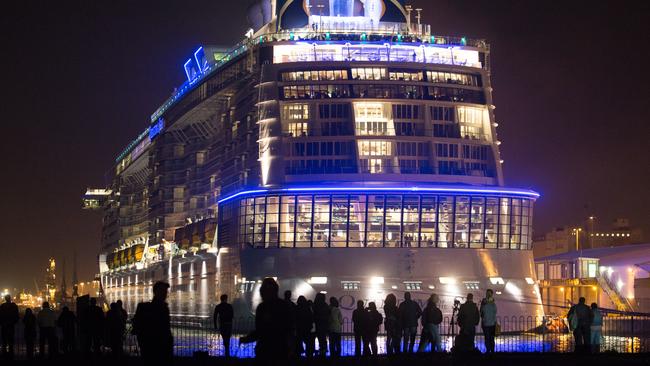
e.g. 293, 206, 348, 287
57, 306, 77, 355
0, 294, 19, 359
213, 294, 234, 357
106, 302, 126, 357
418, 294, 443, 352
328, 297, 343, 357
590, 303, 603, 353
132, 281, 173, 363
398, 291, 422, 353
22, 308, 37, 359
37, 302, 58, 358
352, 300, 367, 356
383, 293, 401, 355
457, 293, 480, 350
240, 278, 293, 361
312, 293, 330, 357
295, 296, 314, 357
480, 289, 498, 354
567, 297, 593, 353
364, 302, 383, 356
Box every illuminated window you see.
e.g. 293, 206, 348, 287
404, 281, 422, 291
342, 281, 360, 290
427, 71, 480, 86
354, 102, 394, 136
287, 122, 308, 137
464, 281, 480, 290
352, 67, 386, 80
282, 70, 347, 81
282, 104, 310, 120
358, 140, 392, 156
389, 71, 424, 81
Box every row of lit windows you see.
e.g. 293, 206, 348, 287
281, 70, 348, 82
312, 68, 480, 86
237, 194, 532, 249
282, 159, 494, 176
281, 85, 485, 103
287, 141, 356, 157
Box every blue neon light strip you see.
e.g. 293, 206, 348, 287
183, 59, 193, 83
218, 186, 540, 204
193, 46, 204, 73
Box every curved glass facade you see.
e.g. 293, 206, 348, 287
237, 191, 533, 250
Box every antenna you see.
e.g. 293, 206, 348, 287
405, 5, 412, 33
415, 8, 422, 26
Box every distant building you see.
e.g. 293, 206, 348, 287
535, 243, 650, 314
532, 218, 644, 258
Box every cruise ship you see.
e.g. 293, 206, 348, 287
84, 0, 543, 319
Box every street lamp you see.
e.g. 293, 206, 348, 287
572, 228, 582, 251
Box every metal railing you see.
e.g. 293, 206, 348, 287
4, 311, 649, 359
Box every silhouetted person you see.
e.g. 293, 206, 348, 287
419, 294, 443, 352
568, 297, 593, 353
57, 306, 77, 354
22, 308, 37, 359
213, 294, 234, 357
457, 293, 480, 351
116, 300, 128, 323
37, 302, 58, 358
295, 296, 314, 357
106, 302, 126, 357
312, 293, 330, 356
328, 297, 342, 357
0, 294, 19, 359
480, 289, 497, 354
398, 291, 422, 352
284, 290, 297, 358
240, 277, 292, 362
133, 281, 173, 363
352, 300, 366, 356
384, 294, 401, 355
363, 302, 383, 356
88, 298, 104, 354
590, 303, 602, 353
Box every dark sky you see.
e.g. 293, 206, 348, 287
1, 0, 648, 291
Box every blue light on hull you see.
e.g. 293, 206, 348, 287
218, 186, 541, 204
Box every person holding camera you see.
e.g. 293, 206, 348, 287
480, 289, 498, 354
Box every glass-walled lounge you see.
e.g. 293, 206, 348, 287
237, 192, 533, 250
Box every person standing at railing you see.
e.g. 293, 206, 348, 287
240, 278, 293, 362
213, 294, 234, 358
363, 302, 383, 356
418, 294, 443, 353
132, 281, 173, 363
567, 297, 593, 353
284, 291, 298, 358
0, 294, 19, 359
328, 297, 343, 357
22, 308, 37, 359
312, 293, 330, 357
295, 296, 314, 357
398, 291, 422, 353
590, 303, 603, 353
480, 289, 498, 354
57, 306, 77, 355
37, 302, 58, 358
106, 302, 126, 357
383, 294, 401, 355
456, 293, 480, 352
352, 300, 367, 356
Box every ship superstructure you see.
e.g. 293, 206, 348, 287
86, 0, 542, 318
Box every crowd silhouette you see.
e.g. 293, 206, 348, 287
0, 279, 608, 361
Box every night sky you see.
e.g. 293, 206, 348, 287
1, 1, 648, 291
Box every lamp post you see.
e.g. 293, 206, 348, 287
572, 227, 582, 252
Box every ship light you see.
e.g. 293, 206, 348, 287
370, 276, 384, 285
525, 277, 535, 285
428, 285, 435, 290
309, 277, 327, 285
489, 277, 505, 285
439, 277, 456, 285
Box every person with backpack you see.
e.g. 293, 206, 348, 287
567, 297, 593, 353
